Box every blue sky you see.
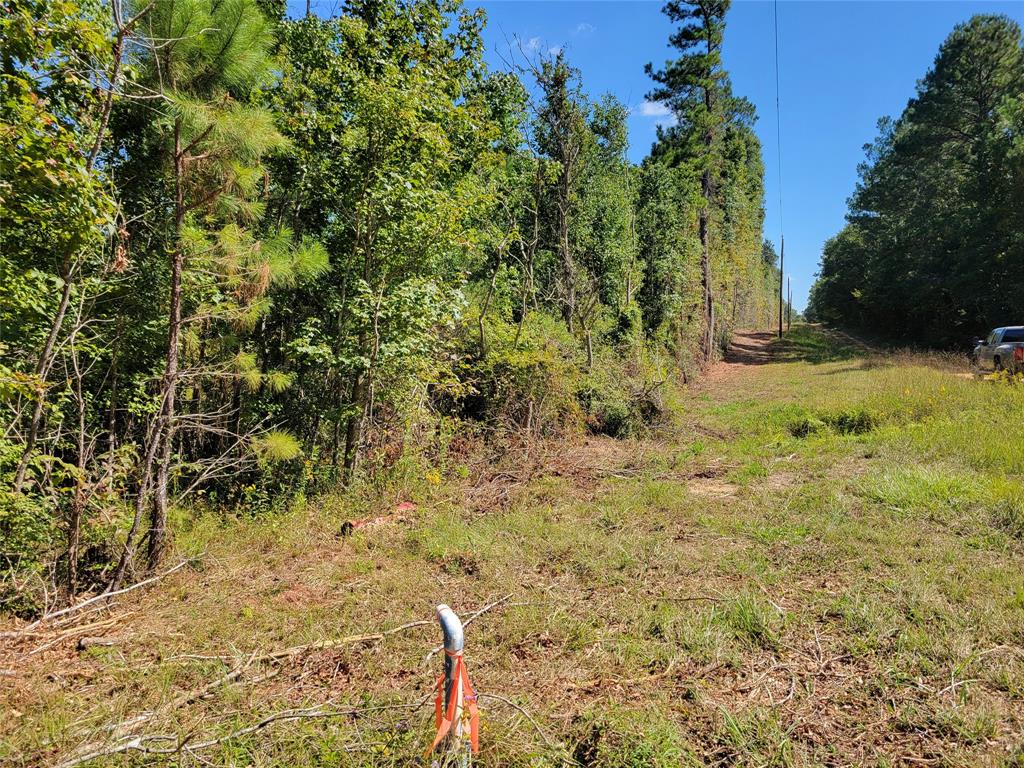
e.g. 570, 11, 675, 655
475, 1, 1024, 312
297, 1, 1024, 310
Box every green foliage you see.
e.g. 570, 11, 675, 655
578, 345, 670, 439
789, 405, 879, 438
464, 311, 585, 434
641, 0, 773, 364
1, 0, 778, 611
251, 430, 302, 462
0, 0, 114, 355
808, 15, 1024, 344
0, 437, 53, 613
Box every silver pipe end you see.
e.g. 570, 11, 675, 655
436, 603, 465, 654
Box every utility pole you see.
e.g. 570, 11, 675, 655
778, 235, 785, 338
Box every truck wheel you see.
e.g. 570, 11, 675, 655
994, 356, 1003, 372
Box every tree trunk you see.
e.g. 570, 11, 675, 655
110, 416, 162, 588
148, 118, 186, 568
559, 195, 575, 333
342, 364, 367, 482
478, 256, 501, 357
103, 318, 122, 485
625, 170, 637, 309
699, 6, 716, 366
699, 190, 713, 367
67, 346, 87, 596
556, 140, 577, 334
778, 235, 785, 338
12, 275, 72, 492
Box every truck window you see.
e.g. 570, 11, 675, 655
988, 331, 999, 345
1003, 329, 1024, 343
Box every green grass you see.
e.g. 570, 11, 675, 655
3, 324, 1024, 767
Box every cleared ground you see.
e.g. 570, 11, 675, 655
3, 325, 1024, 767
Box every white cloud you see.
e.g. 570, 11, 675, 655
574, 22, 595, 35
637, 100, 672, 118
548, 45, 562, 55
524, 36, 541, 52
634, 100, 677, 128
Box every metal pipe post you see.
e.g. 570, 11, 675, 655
436, 604, 470, 766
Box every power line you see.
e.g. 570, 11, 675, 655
774, 0, 782, 337
773, 0, 784, 233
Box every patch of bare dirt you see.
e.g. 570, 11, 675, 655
705, 329, 778, 382
687, 478, 738, 498
766, 471, 801, 490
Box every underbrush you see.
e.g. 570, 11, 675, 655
461, 310, 681, 440
7, 325, 1024, 768
0, 437, 136, 617
1, 307, 692, 620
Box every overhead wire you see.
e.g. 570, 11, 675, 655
774, 0, 786, 337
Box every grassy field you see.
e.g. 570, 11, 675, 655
3, 325, 1024, 767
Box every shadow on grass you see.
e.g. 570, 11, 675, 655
770, 324, 864, 365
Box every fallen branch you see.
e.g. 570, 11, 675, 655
665, 595, 721, 603
156, 620, 436, 715
935, 678, 982, 697
478, 693, 554, 748
58, 597, 512, 762
55, 703, 418, 768
100, 616, 433, 736
266, 617, 431, 663
21, 558, 194, 633
29, 613, 131, 656
567, 657, 682, 691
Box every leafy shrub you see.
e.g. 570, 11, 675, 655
577, 374, 663, 439
459, 311, 586, 435
456, 300, 677, 441
577, 329, 673, 438
0, 438, 55, 616
788, 414, 826, 438
789, 406, 878, 437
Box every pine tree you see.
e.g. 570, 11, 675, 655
532, 53, 590, 335
646, 0, 732, 367
113, 0, 288, 578
809, 15, 1024, 343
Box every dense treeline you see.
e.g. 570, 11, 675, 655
806, 15, 1024, 345
0, 0, 776, 611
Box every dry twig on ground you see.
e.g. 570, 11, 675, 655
18, 558, 194, 635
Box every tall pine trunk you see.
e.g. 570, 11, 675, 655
699, 11, 716, 369
148, 117, 186, 567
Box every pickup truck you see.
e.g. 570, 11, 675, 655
973, 326, 1024, 375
